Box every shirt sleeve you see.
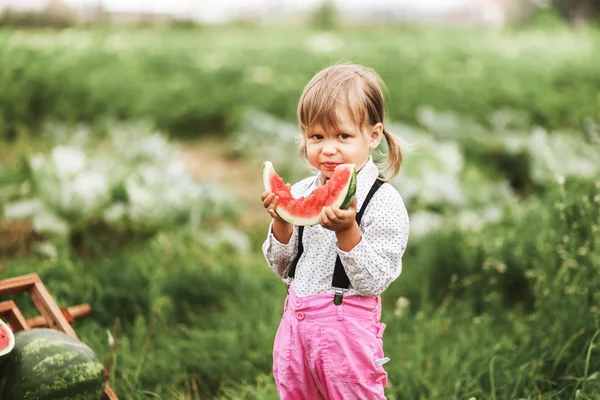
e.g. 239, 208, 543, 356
336, 185, 410, 296
262, 222, 298, 278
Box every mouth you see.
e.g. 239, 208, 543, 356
321, 162, 340, 170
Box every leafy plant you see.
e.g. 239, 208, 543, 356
1, 122, 240, 256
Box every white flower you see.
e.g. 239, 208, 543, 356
139, 135, 171, 160
103, 203, 128, 226
69, 171, 110, 212
408, 211, 443, 238
394, 297, 410, 317
34, 242, 57, 260
106, 330, 115, 347
125, 178, 154, 210
52, 146, 87, 178
28, 154, 46, 172
3, 199, 44, 219
219, 226, 250, 254
33, 210, 69, 236
306, 33, 342, 53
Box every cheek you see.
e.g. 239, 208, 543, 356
305, 143, 318, 157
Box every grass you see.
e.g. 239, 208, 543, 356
2, 176, 600, 399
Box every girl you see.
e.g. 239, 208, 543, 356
261, 63, 409, 400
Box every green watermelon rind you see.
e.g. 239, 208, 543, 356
262, 161, 357, 226
339, 168, 357, 210
0, 328, 106, 400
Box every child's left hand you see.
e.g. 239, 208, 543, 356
318, 197, 358, 233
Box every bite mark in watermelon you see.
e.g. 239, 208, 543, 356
0, 319, 14, 359
262, 161, 356, 226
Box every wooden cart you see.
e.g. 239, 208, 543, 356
0, 273, 118, 400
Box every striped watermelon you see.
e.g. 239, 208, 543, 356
262, 161, 356, 226
0, 328, 106, 400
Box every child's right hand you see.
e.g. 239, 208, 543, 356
262, 191, 285, 222
262, 189, 293, 243
261, 185, 291, 223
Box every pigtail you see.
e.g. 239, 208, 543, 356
380, 128, 404, 181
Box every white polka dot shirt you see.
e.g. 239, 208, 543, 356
262, 157, 410, 297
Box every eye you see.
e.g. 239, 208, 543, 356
310, 134, 323, 140
338, 133, 350, 140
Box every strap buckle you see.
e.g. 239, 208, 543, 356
333, 288, 346, 306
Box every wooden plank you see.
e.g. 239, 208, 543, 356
26, 304, 92, 328
0, 300, 30, 331
104, 384, 118, 400
8, 305, 30, 332
29, 281, 77, 338
0, 300, 16, 313
0, 273, 38, 297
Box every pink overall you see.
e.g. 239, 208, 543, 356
273, 287, 388, 400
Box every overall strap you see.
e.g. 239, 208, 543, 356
331, 178, 384, 291
287, 178, 384, 283
287, 226, 303, 280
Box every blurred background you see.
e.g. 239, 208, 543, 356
0, 0, 599, 399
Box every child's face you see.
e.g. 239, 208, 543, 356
305, 108, 382, 179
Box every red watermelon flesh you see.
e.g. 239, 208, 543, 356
262, 161, 357, 226
0, 319, 15, 357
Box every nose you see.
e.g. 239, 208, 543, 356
322, 140, 337, 155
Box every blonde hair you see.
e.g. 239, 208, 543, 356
297, 63, 403, 181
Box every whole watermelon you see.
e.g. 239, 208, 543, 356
0, 328, 106, 400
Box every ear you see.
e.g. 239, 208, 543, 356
369, 123, 384, 150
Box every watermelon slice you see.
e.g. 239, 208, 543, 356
0, 319, 14, 358
262, 161, 356, 226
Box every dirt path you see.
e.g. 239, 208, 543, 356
180, 137, 268, 231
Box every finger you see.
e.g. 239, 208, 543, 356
271, 196, 279, 210
331, 206, 345, 219
267, 195, 279, 210
263, 193, 278, 210
262, 193, 274, 208
350, 196, 358, 210
337, 205, 357, 220
324, 206, 338, 222
319, 207, 330, 226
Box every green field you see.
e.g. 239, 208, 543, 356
1, 25, 600, 399
1, 25, 599, 139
